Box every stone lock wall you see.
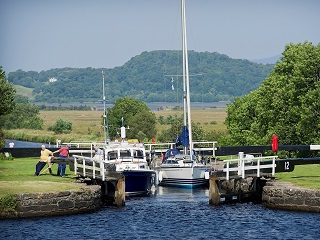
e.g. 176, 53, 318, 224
262, 180, 320, 213
1, 184, 102, 219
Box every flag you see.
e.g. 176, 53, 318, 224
175, 126, 189, 147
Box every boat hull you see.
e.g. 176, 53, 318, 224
159, 167, 209, 188
123, 170, 155, 195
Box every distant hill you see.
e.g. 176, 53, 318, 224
250, 54, 282, 64
13, 85, 35, 101
8, 50, 275, 103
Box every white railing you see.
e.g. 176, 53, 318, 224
310, 145, 320, 150
73, 155, 106, 181
62, 141, 105, 148
223, 152, 277, 180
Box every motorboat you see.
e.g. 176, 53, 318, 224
102, 135, 157, 195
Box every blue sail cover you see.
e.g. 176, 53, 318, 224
175, 126, 189, 147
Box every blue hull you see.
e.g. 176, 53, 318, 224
123, 171, 155, 195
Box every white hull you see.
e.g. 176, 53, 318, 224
159, 166, 209, 188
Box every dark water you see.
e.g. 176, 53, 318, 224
1, 187, 319, 240
4, 139, 51, 148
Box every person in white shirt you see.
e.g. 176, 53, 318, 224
9, 140, 14, 148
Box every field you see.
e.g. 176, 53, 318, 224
154, 107, 227, 133
39, 107, 227, 134
4, 107, 227, 144
40, 110, 104, 136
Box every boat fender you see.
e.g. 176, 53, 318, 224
204, 170, 209, 180
159, 171, 163, 182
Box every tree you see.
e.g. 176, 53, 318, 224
127, 109, 157, 140
0, 67, 16, 117
157, 115, 206, 143
0, 103, 44, 130
107, 97, 157, 140
0, 67, 16, 147
222, 42, 320, 148
48, 118, 72, 134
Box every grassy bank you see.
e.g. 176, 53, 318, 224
275, 164, 320, 190
0, 157, 80, 198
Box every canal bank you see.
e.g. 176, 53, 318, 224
2, 179, 319, 219
262, 179, 320, 213
0, 184, 102, 219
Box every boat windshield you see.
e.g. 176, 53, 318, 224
164, 148, 181, 160
120, 150, 131, 158
133, 150, 144, 159
107, 151, 117, 160
163, 159, 179, 164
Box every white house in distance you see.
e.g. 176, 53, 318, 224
49, 77, 57, 83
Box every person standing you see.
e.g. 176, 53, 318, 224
9, 140, 14, 148
53, 145, 69, 177
93, 146, 104, 160
34, 145, 53, 176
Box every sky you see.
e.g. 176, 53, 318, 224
0, 0, 319, 74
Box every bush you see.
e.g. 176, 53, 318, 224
0, 103, 43, 130
48, 118, 73, 134
0, 194, 17, 217
0, 152, 14, 160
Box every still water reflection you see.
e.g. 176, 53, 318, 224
1, 186, 319, 240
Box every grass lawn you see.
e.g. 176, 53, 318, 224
0, 157, 81, 198
275, 164, 320, 190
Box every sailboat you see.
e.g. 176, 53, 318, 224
158, 0, 210, 188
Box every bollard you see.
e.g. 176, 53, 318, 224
114, 177, 125, 207
209, 176, 220, 205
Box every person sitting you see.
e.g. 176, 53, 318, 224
34, 145, 53, 176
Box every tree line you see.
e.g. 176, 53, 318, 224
7, 50, 274, 103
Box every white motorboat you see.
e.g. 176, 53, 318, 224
102, 134, 157, 195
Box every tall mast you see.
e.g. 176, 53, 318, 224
102, 70, 109, 144
181, 0, 193, 155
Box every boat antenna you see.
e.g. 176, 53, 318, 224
102, 70, 110, 144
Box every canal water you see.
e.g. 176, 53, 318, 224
4, 139, 51, 148
1, 186, 319, 240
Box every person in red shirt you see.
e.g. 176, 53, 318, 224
53, 145, 69, 177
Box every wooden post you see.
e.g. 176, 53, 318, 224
209, 176, 220, 205
114, 177, 125, 207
